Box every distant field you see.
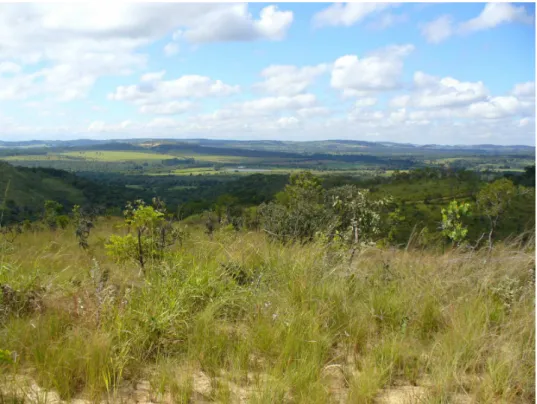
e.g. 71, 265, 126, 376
2, 151, 177, 162
3, 154, 69, 161
61, 151, 176, 161
1, 145, 533, 179
169, 185, 198, 191
166, 153, 268, 164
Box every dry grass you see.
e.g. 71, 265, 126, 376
0, 222, 534, 403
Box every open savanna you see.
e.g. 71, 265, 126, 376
0, 220, 534, 403
1, 151, 177, 164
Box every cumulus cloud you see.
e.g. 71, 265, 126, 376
296, 107, 331, 118
109, 73, 239, 105
182, 4, 293, 43
467, 96, 527, 119
354, 98, 378, 108
387, 74, 534, 123
0, 3, 293, 101
139, 101, 194, 115
163, 43, 179, 57
253, 64, 328, 96
367, 13, 408, 30
459, 3, 533, 34
511, 81, 535, 98
331, 44, 414, 94
421, 3, 533, 43
313, 3, 394, 27
421, 15, 453, 44
238, 94, 318, 114
0, 62, 21, 75
404, 71, 489, 109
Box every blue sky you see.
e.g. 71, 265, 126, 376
0, 2, 535, 145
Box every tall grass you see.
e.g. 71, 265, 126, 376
0, 221, 534, 403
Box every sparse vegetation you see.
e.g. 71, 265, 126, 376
0, 219, 534, 403
0, 142, 534, 403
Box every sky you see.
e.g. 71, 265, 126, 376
0, 2, 535, 145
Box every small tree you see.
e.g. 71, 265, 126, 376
205, 214, 215, 238
72, 205, 94, 250
476, 179, 516, 249
106, 199, 178, 274
214, 194, 239, 224
440, 200, 471, 247
329, 185, 389, 245
43, 200, 66, 230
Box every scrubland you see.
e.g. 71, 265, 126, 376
0, 221, 534, 403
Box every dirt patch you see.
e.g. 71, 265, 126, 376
376, 385, 428, 404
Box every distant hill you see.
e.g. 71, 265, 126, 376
0, 138, 534, 154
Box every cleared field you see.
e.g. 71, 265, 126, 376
2, 154, 69, 161
166, 153, 267, 164
61, 151, 177, 161
2, 151, 178, 162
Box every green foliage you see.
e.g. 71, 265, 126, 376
72, 205, 94, 250
43, 200, 65, 230
260, 172, 390, 244
282, 171, 323, 205
106, 199, 179, 272
477, 179, 516, 220
259, 172, 330, 242
329, 185, 390, 244
477, 179, 519, 246
0, 348, 13, 364
441, 200, 472, 245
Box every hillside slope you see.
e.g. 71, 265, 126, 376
0, 162, 132, 223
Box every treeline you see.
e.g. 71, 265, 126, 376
1, 162, 535, 249
150, 143, 416, 168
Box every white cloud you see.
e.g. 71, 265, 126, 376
367, 13, 408, 30
4, 105, 534, 145
331, 44, 414, 94
512, 81, 535, 98
354, 97, 377, 108
88, 121, 106, 132
239, 93, 317, 113
163, 43, 179, 57
391, 72, 489, 109
296, 107, 331, 118
389, 95, 411, 108
0, 4, 293, 101
141, 71, 166, 83
391, 77, 534, 123
421, 3, 533, 43
467, 96, 527, 119
313, 3, 393, 27
0, 62, 21, 75
460, 3, 533, 34
109, 74, 239, 104
183, 4, 293, 43
348, 109, 385, 122
147, 117, 178, 128
277, 116, 300, 129
139, 101, 194, 115
421, 15, 453, 43
253, 64, 328, 96
518, 117, 533, 128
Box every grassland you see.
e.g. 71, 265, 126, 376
2, 140, 534, 180
68, 151, 177, 161
0, 221, 534, 403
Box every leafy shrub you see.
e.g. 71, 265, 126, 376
441, 200, 471, 246
106, 199, 180, 273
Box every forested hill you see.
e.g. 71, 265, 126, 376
0, 162, 133, 223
